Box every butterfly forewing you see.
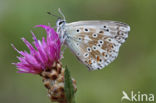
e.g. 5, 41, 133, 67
64, 20, 130, 70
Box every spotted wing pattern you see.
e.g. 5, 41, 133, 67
64, 21, 130, 70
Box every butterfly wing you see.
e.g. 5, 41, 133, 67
64, 20, 130, 70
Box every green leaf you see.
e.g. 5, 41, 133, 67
64, 66, 75, 103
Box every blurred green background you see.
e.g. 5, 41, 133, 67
0, 0, 156, 103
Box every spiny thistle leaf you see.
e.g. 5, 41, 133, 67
64, 66, 75, 103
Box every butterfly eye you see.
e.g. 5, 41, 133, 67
58, 21, 64, 25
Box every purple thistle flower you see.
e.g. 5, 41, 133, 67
12, 25, 62, 74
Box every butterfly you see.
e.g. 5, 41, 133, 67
54, 9, 130, 70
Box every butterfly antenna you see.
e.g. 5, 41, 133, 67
47, 11, 61, 19
58, 8, 66, 21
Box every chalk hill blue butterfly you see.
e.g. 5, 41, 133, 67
55, 9, 130, 70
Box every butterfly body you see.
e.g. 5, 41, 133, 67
56, 19, 130, 70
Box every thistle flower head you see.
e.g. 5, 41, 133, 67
12, 25, 61, 74
12, 24, 77, 103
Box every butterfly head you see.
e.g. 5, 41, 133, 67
55, 9, 66, 44
56, 8, 66, 28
